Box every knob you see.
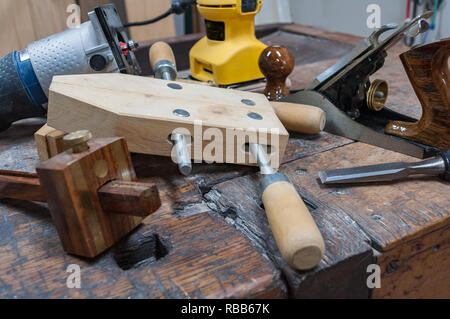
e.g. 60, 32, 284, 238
259, 46, 295, 101
63, 130, 92, 153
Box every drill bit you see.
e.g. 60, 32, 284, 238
319, 150, 450, 184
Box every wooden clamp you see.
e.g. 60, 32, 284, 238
385, 38, 450, 149
1, 131, 161, 258
46, 73, 289, 168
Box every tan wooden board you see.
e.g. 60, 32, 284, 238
47, 74, 289, 168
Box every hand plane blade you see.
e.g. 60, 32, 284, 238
281, 90, 434, 158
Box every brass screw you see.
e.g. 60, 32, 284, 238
63, 130, 92, 153
367, 79, 389, 111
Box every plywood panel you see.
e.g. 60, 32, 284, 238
0, 0, 74, 56
125, 0, 176, 42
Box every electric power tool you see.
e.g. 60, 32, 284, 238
0, 4, 141, 132
189, 0, 267, 86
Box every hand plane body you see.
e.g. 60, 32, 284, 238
282, 12, 448, 159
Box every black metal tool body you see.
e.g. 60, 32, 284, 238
282, 12, 438, 159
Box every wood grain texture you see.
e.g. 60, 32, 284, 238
47, 74, 289, 168
125, 0, 176, 42
36, 137, 145, 258
0, 171, 45, 203
98, 180, 161, 217
1, 24, 448, 298
385, 39, 450, 149
203, 171, 373, 298
0, 0, 75, 56
35, 124, 68, 162
373, 224, 450, 298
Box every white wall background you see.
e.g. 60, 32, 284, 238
255, 0, 292, 25
256, 0, 449, 42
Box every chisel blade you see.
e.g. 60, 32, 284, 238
318, 162, 410, 184
318, 153, 447, 184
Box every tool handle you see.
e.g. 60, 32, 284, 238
0, 170, 46, 202
440, 150, 450, 181
261, 174, 324, 270
271, 101, 326, 134
149, 41, 176, 70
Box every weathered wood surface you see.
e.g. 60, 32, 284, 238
0, 24, 448, 298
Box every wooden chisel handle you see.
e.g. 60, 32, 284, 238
271, 101, 326, 134
261, 173, 324, 270
149, 41, 176, 70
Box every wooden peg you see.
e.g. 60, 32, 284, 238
385, 39, 450, 149
259, 46, 295, 101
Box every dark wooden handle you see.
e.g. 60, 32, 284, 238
98, 180, 161, 217
0, 170, 46, 202
0, 170, 160, 218
385, 39, 450, 149
259, 46, 295, 101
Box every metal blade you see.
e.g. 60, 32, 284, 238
319, 156, 445, 184
319, 162, 411, 184
280, 90, 427, 158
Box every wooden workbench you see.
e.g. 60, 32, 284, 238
0, 24, 448, 299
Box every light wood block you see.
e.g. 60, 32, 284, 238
47, 74, 289, 168
34, 124, 69, 162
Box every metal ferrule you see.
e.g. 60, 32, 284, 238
260, 172, 291, 195
154, 60, 177, 81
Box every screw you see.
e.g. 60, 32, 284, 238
247, 112, 263, 120
63, 130, 92, 153
127, 40, 139, 51
241, 99, 256, 106
173, 109, 190, 117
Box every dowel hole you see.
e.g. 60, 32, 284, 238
242, 143, 275, 155
167, 83, 183, 90
173, 109, 190, 117
247, 112, 263, 120
241, 99, 256, 106
114, 232, 169, 270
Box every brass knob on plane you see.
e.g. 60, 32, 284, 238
63, 130, 92, 153
367, 79, 388, 111
259, 45, 295, 101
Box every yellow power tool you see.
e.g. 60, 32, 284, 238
189, 0, 267, 86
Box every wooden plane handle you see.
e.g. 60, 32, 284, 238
261, 177, 324, 270
149, 41, 176, 70
385, 39, 450, 149
271, 101, 326, 134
